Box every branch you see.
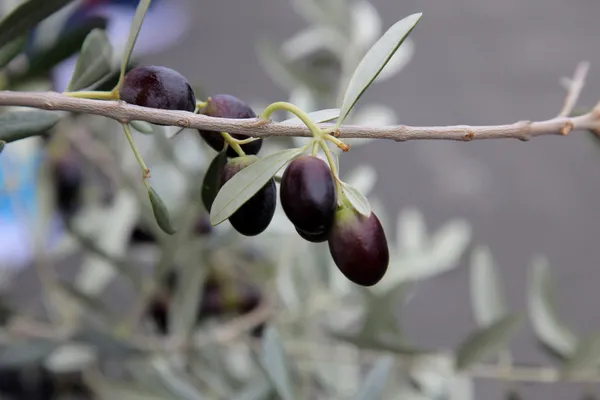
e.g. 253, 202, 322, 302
0, 86, 598, 143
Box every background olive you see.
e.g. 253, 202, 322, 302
280, 155, 337, 237
328, 207, 389, 286
221, 155, 276, 236
120, 65, 196, 112
296, 227, 330, 243
198, 94, 262, 157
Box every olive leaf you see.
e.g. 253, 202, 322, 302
260, 327, 294, 400
355, 356, 394, 400
68, 28, 113, 91
147, 185, 177, 235
130, 120, 154, 134
470, 246, 508, 327
340, 181, 372, 217
337, 12, 422, 126
0, 35, 26, 69
0, 0, 77, 46
210, 147, 306, 226
528, 255, 578, 359
0, 339, 61, 368
202, 151, 228, 212
0, 110, 61, 142
56, 280, 116, 325
454, 314, 523, 371
280, 108, 340, 125
562, 332, 600, 377
118, 0, 151, 85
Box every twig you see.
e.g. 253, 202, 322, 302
557, 61, 590, 117
0, 70, 598, 143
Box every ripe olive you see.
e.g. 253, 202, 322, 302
221, 155, 276, 236
328, 207, 389, 286
120, 65, 196, 112
198, 94, 262, 157
280, 155, 337, 237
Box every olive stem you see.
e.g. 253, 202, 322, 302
220, 131, 246, 156
319, 140, 343, 196
62, 90, 119, 100
261, 101, 323, 140
121, 123, 151, 181
196, 100, 209, 109
311, 140, 319, 157
324, 134, 350, 152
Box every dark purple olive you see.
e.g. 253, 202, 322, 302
198, 94, 262, 157
221, 155, 276, 236
296, 227, 330, 243
120, 66, 196, 112
328, 207, 389, 286
280, 155, 336, 237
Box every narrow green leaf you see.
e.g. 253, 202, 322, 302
355, 356, 394, 400
0, 35, 26, 69
147, 185, 177, 235
0, 110, 61, 142
341, 181, 371, 217
130, 120, 154, 134
337, 13, 422, 126
470, 246, 507, 327
210, 147, 306, 225
563, 333, 600, 376
68, 28, 113, 91
0, 0, 77, 46
202, 151, 228, 212
168, 261, 207, 336
260, 327, 294, 400
455, 314, 523, 370
9, 16, 107, 87
528, 255, 578, 359
57, 280, 116, 324
119, 0, 151, 84
280, 108, 340, 125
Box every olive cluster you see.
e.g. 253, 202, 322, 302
119, 65, 390, 287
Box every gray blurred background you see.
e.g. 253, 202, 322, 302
144, 0, 600, 398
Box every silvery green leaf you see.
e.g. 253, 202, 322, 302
88, 373, 175, 400
231, 377, 273, 400
351, 104, 397, 127
168, 259, 207, 336
374, 38, 415, 83
130, 120, 154, 134
343, 165, 377, 197
528, 255, 578, 359
563, 333, 600, 377
337, 13, 423, 126
408, 353, 454, 398
454, 314, 523, 371
256, 36, 313, 92
396, 207, 427, 252
350, 0, 382, 49
210, 147, 306, 225
355, 356, 394, 400
0, 110, 61, 142
0, 35, 25, 69
57, 280, 115, 324
73, 328, 142, 358
119, 0, 151, 83
280, 108, 340, 125
447, 374, 474, 400
341, 182, 371, 217
202, 151, 228, 212
151, 357, 206, 400
260, 327, 294, 400
148, 184, 177, 235
282, 26, 346, 61
75, 190, 139, 296
44, 343, 97, 374
470, 246, 508, 327
0, 0, 78, 46
67, 28, 113, 91
0, 339, 60, 368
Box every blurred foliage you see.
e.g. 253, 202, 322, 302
0, 0, 596, 399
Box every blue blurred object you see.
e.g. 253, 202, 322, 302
0, 0, 192, 270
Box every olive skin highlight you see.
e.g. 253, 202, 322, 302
120, 66, 196, 112
328, 207, 389, 286
280, 155, 337, 237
